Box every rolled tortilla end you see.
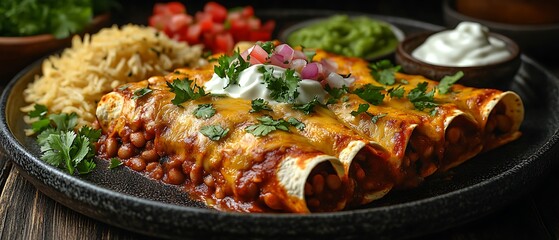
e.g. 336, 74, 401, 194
277, 155, 348, 213
482, 91, 524, 151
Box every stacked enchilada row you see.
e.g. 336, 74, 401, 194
94, 50, 524, 213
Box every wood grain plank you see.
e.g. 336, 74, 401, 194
0, 166, 153, 240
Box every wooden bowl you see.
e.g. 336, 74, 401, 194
395, 30, 521, 89
0, 13, 111, 83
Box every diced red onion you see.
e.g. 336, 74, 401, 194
274, 44, 294, 63
293, 49, 307, 60
301, 62, 324, 80
290, 58, 307, 72
270, 54, 289, 68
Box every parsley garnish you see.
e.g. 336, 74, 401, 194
408, 82, 438, 114
109, 158, 123, 169
200, 125, 229, 141
370, 60, 401, 85
438, 71, 464, 94
350, 103, 386, 123
292, 97, 321, 114
214, 51, 251, 87
166, 78, 207, 105
353, 84, 385, 105
29, 107, 101, 175
246, 116, 290, 137
250, 98, 272, 113
194, 104, 216, 119
132, 87, 152, 100
259, 65, 301, 103
287, 117, 305, 130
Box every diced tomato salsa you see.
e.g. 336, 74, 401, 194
148, 1, 275, 54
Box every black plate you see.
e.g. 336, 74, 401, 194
1, 10, 559, 240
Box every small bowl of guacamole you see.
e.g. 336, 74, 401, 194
279, 14, 404, 61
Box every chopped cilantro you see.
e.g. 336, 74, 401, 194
350, 103, 386, 123
438, 71, 464, 94
200, 125, 229, 141
371, 113, 387, 124
259, 41, 275, 56
214, 51, 251, 87
246, 116, 290, 137
353, 84, 385, 105
287, 117, 305, 130
369, 60, 401, 85
292, 97, 321, 114
408, 82, 438, 113
259, 65, 301, 103
387, 85, 405, 99
194, 104, 216, 119
109, 158, 123, 169
166, 78, 207, 105
250, 98, 272, 113
29, 104, 48, 118
351, 103, 370, 116
325, 85, 350, 104
132, 87, 152, 100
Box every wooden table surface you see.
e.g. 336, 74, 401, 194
1, 1, 559, 239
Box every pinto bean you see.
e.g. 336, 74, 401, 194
166, 167, 186, 185
326, 174, 342, 190
496, 114, 513, 133
117, 143, 135, 159
304, 182, 313, 196
263, 193, 283, 210
105, 137, 118, 158
141, 149, 159, 162
446, 127, 462, 144
312, 174, 325, 194
148, 164, 163, 180
127, 157, 146, 171
130, 132, 146, 148
146, 162, 159, 172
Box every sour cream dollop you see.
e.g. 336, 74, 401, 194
411, 21, 511, 67
204, 64, 327, 104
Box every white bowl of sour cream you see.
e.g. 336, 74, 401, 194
395, 21, 521, 88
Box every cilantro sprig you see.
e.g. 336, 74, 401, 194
369, 60, 401, 85
246, 115, 291, 137
200, 125, 229, 141
408, 82, 438, 114
166, 78, 207, 105
259, 65, 301, 104
350, 103, 387, 123
214, 51, 251, 88
250, 98, 272, 113
193, 104, 216, 119
353, 84, 385, 105
29, 104, 101, 175
437, 71, 464, 94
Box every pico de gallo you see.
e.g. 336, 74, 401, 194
148, 1, 275, 54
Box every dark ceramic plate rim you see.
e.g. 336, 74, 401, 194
1, 12, 558, 240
